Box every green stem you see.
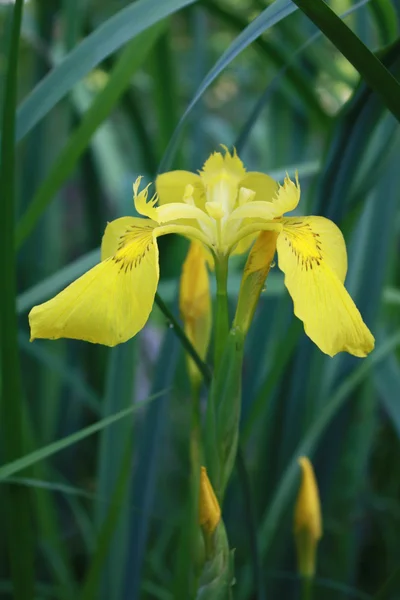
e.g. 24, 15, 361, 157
155, 292, 212, 384
300, 576, 314, 600
214, 256, 230, 371
0, 1, 34, 599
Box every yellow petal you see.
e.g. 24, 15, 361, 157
29, 220, 159, 346
231, 233, 258, 256
276, 216, 374, 357
133, 176, 158, 220
227, 173, 277, 254
199, 466, 221, 534
201, 147, 246, 187
156, 170, 205, 208
272, 172, 300, 216
229, 172, 299, 222
180, 242, 212, 383
240, 171, 278, 201
101, 216, 157, 260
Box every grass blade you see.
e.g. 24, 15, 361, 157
16, 24, 164, 247
15, 0, 197, 143
0, 0, 34, 597
158, 0, 298, 171
81, 437, 134, 600
238, 330, 400, 598
0, 393, 165, 481
123, 331, 177, 600
95, 340, 137, 600
291, 0, 400, 122
203, 0, 328, 128
234, 0, 370, 154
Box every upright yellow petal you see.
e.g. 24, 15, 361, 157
201, 147, 246, 187
240, 171, 278, 201
180, 241, 212, 385
29, 219, 159, 346
156, 170, 205, 208
199, 466, 221, 535
294, 457, 322, 577
272, 172, 300, 216
276, 216, 374, 357
228, 173, 300, 223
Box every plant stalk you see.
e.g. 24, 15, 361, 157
0, 0, 34, 598
214, 256, 230, 371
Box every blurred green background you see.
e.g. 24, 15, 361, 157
1, 0, 400, 598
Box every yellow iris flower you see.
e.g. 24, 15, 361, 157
29, 148, 374, 357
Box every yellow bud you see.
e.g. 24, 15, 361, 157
233, 230, 278, 335
179, 241, 212, 387
294, 456, 322, 578
199, 466, 221, 534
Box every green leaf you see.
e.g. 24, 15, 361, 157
234, 0, 370, 154
16, 24, 164, 247
0, 1, 34, 598
159, 0, 298, 171
95, 340, 137, 599
0, 392, 165, 481
375, 347, 400, 438
81, 438, 134, 600
238, 330, 400, 598
15, 0, 197, 143
291, 0, 400, 123
124, 331, 177, 600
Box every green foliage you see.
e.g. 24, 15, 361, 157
1, 0, 400, 599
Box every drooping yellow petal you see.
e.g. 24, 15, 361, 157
101, 216, 158, 260
180, 241, 212, 385
29, 220, 159, 346
276, 216, 374, 357
199, 466, 221, 535
156, 170, 205, 208
294, 457, 322, 577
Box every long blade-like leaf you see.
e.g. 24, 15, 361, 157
16, 25, 163, 247
0, 1, 34, 597
158, 0, 297, 171
0, 393, 164, 481
14, 0, 196, 143
291, 0, 400, 122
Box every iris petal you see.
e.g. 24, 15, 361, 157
277, 216, 374, 357
29, 219, 159, 346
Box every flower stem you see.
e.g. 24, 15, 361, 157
214, 255, 230, 372
300, 576, 314, 600
155, 292, 212, 384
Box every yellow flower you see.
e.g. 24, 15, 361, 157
29, 148, 374, 356
199, 466, 221, 535
180, 241, 212, 385
294, 457, 322, 578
